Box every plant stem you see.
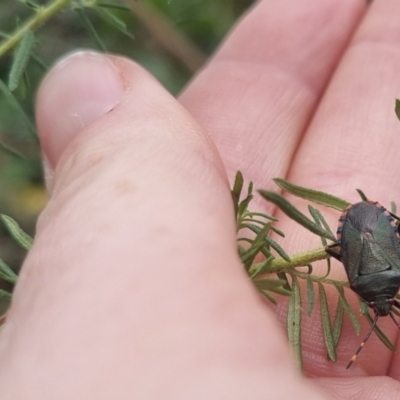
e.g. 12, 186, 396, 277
123, 0, 206, 72
248, 247, 333, 275
0, 0, 72, 58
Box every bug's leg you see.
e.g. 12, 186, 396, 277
392, 298, 400, 310
0, 312, 6, 326
325, 243, 342, 262
389, 211, 400, 221
389, 312, 400, 328
388, 211, 400, 235
346, 313, 379, 369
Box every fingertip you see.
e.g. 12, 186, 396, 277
36, 50, 125, 169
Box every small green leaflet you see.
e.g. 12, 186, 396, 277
1, 214, 33, 251
8, 30, 35, 92
287, 275, 302, 369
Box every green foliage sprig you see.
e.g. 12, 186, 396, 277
232, 172, 396, 369
0, 214, 32, 326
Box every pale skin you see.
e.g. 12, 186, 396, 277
0, 0, 400, 398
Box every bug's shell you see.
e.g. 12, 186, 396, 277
336, 201, 400, 315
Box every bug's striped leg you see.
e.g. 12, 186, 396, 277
346, 313, 379, 369
389, 312, 400, 328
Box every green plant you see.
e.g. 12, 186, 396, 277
0, 214, 32, 326
232, 172, 399, 369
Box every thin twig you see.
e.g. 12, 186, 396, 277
123, 0, 206, 72
0, 0, 72, 58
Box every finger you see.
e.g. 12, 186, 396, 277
0, 52, 323, 399
314, 376, 400, 400
180, 0, 366, 189
279, 0, 400, 375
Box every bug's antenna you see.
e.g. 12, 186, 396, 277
346, 314, 379, 369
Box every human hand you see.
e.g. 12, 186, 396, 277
0, 0, 400, 399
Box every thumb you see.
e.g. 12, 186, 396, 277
0, 51, 324, 399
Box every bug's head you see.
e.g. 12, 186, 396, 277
371, 297, 392, 316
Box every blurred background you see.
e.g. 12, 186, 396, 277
0, 0, 255, 280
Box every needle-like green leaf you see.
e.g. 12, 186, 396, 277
0, 289, 12, 300
287, 275, 302, 369
306, 274, 315, 316
332, 297, 344, 347
0, 79, 37, 138
391, 201, 397, 215
75, 8, 107, 52
356, 189, 368, 202
231, 171, 243, 217
336, 285, 360, 335
1, 214, 33, 251
365, 313, 395, 351
318, 282, 336, 362
273, 178, 350, 211
259, 191, 335, 241
395, 99, 400, 122
260, 290, 277, 305
0, 258, 18, 284
249, 255, 275, 278
8, 30, 35, 91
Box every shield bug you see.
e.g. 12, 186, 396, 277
326, 200, 400, 369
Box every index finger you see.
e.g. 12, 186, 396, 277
180, 0, 366, 192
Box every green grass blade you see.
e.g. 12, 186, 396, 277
332, 297, 344, 346
395, 99, 400, 122
273, 178, 350, 211
264, 236, 290, 262
365, 313, 395, 351
1, 214, 33, 251
97, 2, 130, 11
391, 201, 397, 215
287, 275, 302, 369
306, 274, 315, 316
336, 285, 360, 335
0, 258, 18, 283
259, 191, 335, 241
308, 205, 328, 246
277, 272, 291, 291
270, 225, 285, 237
318, 283, 336, 362
356, 189, 368, 202
75, 8, 107, 52
249, 255, 275, 279
8, 30, 35, 91
246, 211, 278, 222
231, 171, 243, 217
238, 193, 253, 217
260, 290, 277, 305
0, 79, 37, 138
253, 278, 288, 290
95, 7, 135, 39
0, 140, 27, 159
0, 289, 12, 300
313, 207, 335, 240
267, 286, 292, 296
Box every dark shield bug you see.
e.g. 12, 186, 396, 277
326, 200, 400, 369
